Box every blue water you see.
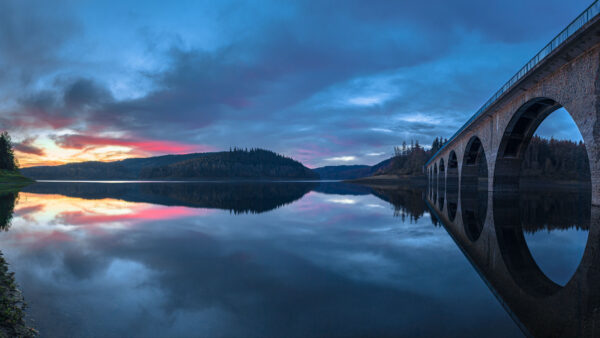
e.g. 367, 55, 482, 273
0, 181, 579, 337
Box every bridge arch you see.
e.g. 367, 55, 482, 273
439, 158, 446, 211
493, 97, 592, 192
439, 158, 445, 192
446, 151, 459, 221
433, 162, 438, 202
459, 136, 489, 242
460, 136, 488, 192
494, 98, 561, 190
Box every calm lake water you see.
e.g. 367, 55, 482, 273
0, 181, 592, 337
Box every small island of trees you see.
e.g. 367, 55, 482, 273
0, 131, 32, 188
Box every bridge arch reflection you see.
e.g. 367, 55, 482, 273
426, 186, 598, 337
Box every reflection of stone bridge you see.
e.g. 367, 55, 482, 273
425, 2, 600, 205
426, 184, 599, 337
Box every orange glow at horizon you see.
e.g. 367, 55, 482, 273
14, 192, 215, 228
14, 134, 215, 168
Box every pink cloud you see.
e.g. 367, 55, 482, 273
13, 138, 45, 156
54, 134, 214, 154
292, 145, 334, 168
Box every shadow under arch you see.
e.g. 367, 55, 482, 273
460, 136, 488, 242
433, 162, 438, 203
446, 151, 459, 222
439, 159, 445, 211
494, 97, 591, 191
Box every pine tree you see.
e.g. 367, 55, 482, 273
0, 132, 17, 171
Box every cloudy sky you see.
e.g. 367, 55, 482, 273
0, 0, 591, 168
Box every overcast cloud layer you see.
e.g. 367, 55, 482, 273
0, 0, 592, 167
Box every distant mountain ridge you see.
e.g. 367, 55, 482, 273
312, 165, 372, 180
22, 149, 318, 180
313, 159, 393, 180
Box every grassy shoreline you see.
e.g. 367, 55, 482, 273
0, 171, 34, 194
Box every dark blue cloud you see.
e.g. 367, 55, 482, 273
0, 0, 592, 166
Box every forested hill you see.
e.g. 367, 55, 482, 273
21, 149, 319, 180
521, 136, 590, 181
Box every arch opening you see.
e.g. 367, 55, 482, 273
446, 151, 459, 222
494, 98, 591, 191
433, 163, 438, 203
460, 137, 488, 192
439, 159, 445, 211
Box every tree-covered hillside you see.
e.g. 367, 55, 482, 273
373, 138, 446, 177
521, 136, 590, 181
140, 148, 318, 180
22, 148, 318, 180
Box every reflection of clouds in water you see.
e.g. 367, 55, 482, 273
11, 192, 213, 235
327, 198, 357, 204
524, 229, 588, 286
366, 203, 386, 208
0, 188, 520, 337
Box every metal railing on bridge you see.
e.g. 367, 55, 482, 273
425, 0, 600, 166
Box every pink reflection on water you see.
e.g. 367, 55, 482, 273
6, 193, 216, 248
57, 206, 204, 225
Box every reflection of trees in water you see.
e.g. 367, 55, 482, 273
0, 191, 35, 336
312, 182, 373, 196
429, 213, 439, 226
517, 190, 591, 233
23, 182, 317, 214
140, 182, 317, 214
460, 190, 488, 242
0, 192, 18, 231
368, 187, 427, 222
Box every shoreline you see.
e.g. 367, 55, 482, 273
0, 253, 36, 337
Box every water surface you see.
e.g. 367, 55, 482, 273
0, 181, 588, 337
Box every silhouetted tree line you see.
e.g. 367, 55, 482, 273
23, 148, 318, 180
517, 190, 590, 232
0, 132, 17, 171
521, 136, 590, 181
140, 148, 318, 179
378, 137, 447, 176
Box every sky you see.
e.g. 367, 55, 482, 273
0, 0, 592, 168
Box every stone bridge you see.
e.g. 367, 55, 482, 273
425, 1, 600, 205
